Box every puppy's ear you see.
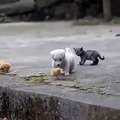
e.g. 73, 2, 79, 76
50, 51, 54, 59
52, 54, 54, 59
61, 52, 65, 58
60, 52, 65, 58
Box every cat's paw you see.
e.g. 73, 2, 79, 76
90, 63, 97, 66
79, 62, 84, 65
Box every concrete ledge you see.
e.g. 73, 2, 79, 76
0, 75, 120, 120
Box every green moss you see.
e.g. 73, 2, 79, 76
30, 76, 45, 84
22, 75, 47, 84
33, 97, 60, 120
0, 14, 13, 23
48, 97, 60, 120
83, 104, 120, 120
109, 17, 120, 24
72, 16, 120, 26
73, 16, 105, 26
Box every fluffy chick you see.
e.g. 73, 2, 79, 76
51, 68, 62, 78
0, 61, 11, 73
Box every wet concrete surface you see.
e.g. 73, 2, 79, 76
0, 22, 120, 114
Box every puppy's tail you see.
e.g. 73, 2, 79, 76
65, 48, 73, 53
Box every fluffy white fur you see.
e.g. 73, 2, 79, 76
50, 48, 75, 76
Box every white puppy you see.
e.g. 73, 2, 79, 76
50, 48, 75, 76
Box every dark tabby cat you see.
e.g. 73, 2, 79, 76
74, 47, 105, 65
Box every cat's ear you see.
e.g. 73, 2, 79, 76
80, 47, 83, 50
73, 48, 76, 51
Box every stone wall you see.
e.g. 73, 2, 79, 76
0, 0, 119, 22
0, 0, 35, 15
0, 0, 19, 5
111, 0, 120, 16
0, 0, 60, 15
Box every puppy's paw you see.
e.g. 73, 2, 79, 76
60, 69, 64, 74
65, 72, 70, 76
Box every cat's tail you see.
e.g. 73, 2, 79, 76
98, 54, 105, 60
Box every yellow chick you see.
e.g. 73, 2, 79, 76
0, 61, 11, 73
51, 68, 62, 78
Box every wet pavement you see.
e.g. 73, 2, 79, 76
0, 22, 120, 110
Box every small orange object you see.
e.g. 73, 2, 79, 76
51, 68, 62, 78
0, 61, 11, 73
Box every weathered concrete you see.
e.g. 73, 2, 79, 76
0, 22, 120, 119
0, 75, 120, 120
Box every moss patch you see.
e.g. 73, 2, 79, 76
22, 75, 47, 84
73, 16, 120, 26
0, 14, 13, 23
109, 17, 120, 24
